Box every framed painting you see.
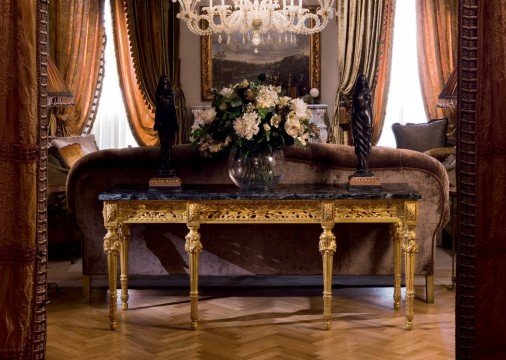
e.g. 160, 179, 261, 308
200, 15, 320, 100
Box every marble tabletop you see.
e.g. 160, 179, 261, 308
99, 183, 421, 201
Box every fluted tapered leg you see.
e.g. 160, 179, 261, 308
119, 224, 130, 311
103, 225, 120, 331
392, 223, 402, 311
185, 224, 202, 330
402, 226, 418, 330
319, 223, 336, 331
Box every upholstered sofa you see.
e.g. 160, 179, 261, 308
67, 144, 449, 302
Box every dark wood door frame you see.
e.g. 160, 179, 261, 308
457, 0, 506, 358
456, 0, 478, 357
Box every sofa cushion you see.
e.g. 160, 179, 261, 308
392, 119, 447, 152
58, 143, 85, 168
50, 134, 98, 155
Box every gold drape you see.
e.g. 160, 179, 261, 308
0, 0, 38, 357
331, 0, 395, 145
49, 0, 105, 135
112, 0, 187, 146
416, 0, 457, 139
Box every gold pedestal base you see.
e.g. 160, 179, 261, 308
347, 176, 381, 191
149, 177, 183, 189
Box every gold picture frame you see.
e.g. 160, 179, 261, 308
200, 13, 321, 101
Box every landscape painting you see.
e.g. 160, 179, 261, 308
201, 29, 320, 100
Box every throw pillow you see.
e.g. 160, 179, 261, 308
58, 143, 85, 168
50, 134, 99, 155
392, 119, 448, 152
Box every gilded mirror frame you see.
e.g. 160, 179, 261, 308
200, 9, 321, 101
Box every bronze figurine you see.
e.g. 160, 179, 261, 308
149, 75, 182, 188
347, 74, 381, 191
351, 74, 373, 175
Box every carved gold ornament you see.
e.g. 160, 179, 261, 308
102, 197, 419, 332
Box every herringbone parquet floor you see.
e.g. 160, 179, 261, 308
46, 284, 454, 359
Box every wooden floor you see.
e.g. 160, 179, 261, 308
46, 283, 454, 359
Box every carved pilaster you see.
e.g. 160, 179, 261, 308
103, 223, 120, 330
186, 204, 202, 330
321, 201, 334, 223
185, 225, 203, 255
187, 203, 200, 224
104, 202, 118, 226
404, 201, 418, 226
319, 226, 337, 255
103, 226, 121, 256
402, 226, 418, 330
392, 222, 403, 311
118, 223, 130, 311
319, 222, 336, 330
402, 228, 419, 255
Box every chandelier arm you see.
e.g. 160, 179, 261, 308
173, 0, 335, 44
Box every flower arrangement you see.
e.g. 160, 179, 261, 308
191, 78, 318, 158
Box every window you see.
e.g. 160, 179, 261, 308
92, 0, 137, 149
377, 0, 427, 147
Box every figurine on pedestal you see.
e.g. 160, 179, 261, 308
149, 75, 182, 189
347, 74, 381, 191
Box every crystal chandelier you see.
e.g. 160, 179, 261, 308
172, 0, 335, 52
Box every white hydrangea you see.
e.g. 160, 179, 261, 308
290, 98, 309, 118
256, 85, 279, 109
270, 114, 281, 128
197, 107, 217, 124
246, 102, 256, 112
263, 123, 271, 131
220, 87, 234, 97
233, 112, 260, 140
284, 113, 302, 138
277, 96, 292, 107
191, 118, 204, 133
209, 143, 223, 153
197, 135, 213, 154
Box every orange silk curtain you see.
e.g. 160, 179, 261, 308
372, 0, 395, 144
416, 0, 457, 120
0, 0, 39, 357
112, 0, 187, 146
331, 0, 395, 145
49, 0, 105, 135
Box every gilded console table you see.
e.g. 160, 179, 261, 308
99, 184, 420, 331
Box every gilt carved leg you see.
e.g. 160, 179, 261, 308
103, 225, 120, 331
185, 223, 202, 330
319, 223, 336, 331
402, 226, 418, 330
119, 224, 131, 311
392, 223, 402, 311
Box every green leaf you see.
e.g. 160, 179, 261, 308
231, 98, 243, 107
258, 108, 268, 119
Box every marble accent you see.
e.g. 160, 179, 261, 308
99, 184, 421, 201
308, 104, 328, 143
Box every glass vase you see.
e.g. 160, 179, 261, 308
228, 148, 285, 190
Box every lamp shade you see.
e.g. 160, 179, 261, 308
437, 68, 457, 109
48, 56, 74, 107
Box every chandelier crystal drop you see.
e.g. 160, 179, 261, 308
172, 0, 335, 51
